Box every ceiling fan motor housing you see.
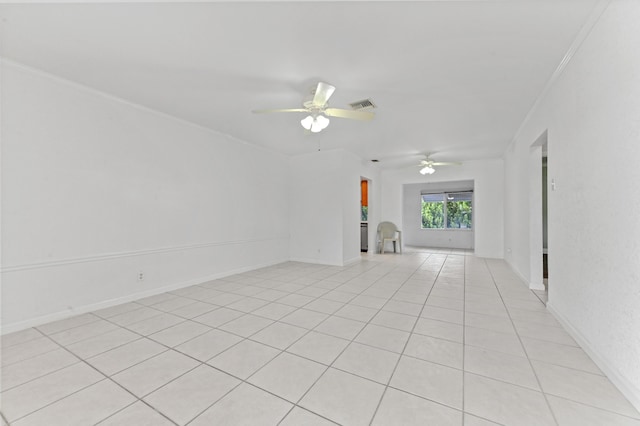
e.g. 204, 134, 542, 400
303, 100, 325, 114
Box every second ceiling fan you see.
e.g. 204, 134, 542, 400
253, 81, 375, 133
416, 154, 461, 175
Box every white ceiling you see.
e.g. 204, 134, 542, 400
0, 1, 598, 168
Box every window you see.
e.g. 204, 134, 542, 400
421, 192, 472, 229
421, 193, 445, 228
445, 192, 472, 228
361, 206, 368, 222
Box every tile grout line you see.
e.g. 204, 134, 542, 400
188, 260, 626, 420
5, 289, 269, 423
461, 254, 467, 424
271, 256, 434, 424
95, 261, 359, 425
11, 254, 432, 424
67, 266, 354, 371
95, 399, 178, 426
483, 258, 561, 426
11, 253, 616, 425
183, 260, 396, 425
7, 331, 181, 426
118, 265, 354, 423
10, 256, 360, 418
0, 328, 48, 350
152, 259, 386, 424
367, 252, 450, 426
1, 260, 434, 399
250, 260, 404, 424
460, 259, 508, 426
498, 280, 640, 420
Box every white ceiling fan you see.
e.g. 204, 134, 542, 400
416, 154, 461, 174
252, 81, 375, 133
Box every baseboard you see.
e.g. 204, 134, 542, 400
473, 251, 503, 259
528, 281, 546, 291
505, 258, 545, 290
547, 302, 640, 412
342, 256, 362, 266
288, 257, 343, 267
1, 258, 287, 335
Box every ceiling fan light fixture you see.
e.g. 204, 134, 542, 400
300, 115, 314, 130
420, 165, 435, 175
312, 115, 330, 132
301, 114, 330, 133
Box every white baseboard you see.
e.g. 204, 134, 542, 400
474, 252, 504, 259
1, 258, 287, 335
342, 256, 363, 266
505, 258, 545, 290
528, 281, 546, 291
288, 257, 343, 267
547, 302, 640, 413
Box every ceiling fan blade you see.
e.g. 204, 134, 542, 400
252, 108, 309, 114
407, 161, 433, 170
312, 82, 336, 106
324, 108, 374, 121
431, 162, 462, 166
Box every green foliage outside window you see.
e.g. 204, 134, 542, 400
361, 206, 368, 222
421, 201, 444, 228
421, 192, 472, 229
447, 200, 472, 228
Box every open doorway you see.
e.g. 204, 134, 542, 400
542, 155, 548, 287
361, 178, 370, 252
529, 131, 548, 302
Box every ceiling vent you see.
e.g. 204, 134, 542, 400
349, 99, 376, 110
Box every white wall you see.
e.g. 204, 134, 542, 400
503, 0, 640, 409
402, 181, 474, 249
289, 150, 344, 265
0, 61, 290, 332
289, 149, 380, 266
381, 159, 504, 258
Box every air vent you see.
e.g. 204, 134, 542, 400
349, 99, 376, 110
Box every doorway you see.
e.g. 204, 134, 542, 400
529, 131, 547, 294
542, 155, 548, 285
361, 179, 369, 252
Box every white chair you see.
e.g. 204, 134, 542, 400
376, 221, 402, 254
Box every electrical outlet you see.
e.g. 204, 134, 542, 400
137, 271, 144, 282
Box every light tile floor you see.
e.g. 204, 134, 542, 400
2, 248, 639, 425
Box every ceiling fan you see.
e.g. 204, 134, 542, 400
416, 154, 461, 175
252, 81, 375, 133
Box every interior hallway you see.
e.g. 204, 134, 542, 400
1, 250, 638, 425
